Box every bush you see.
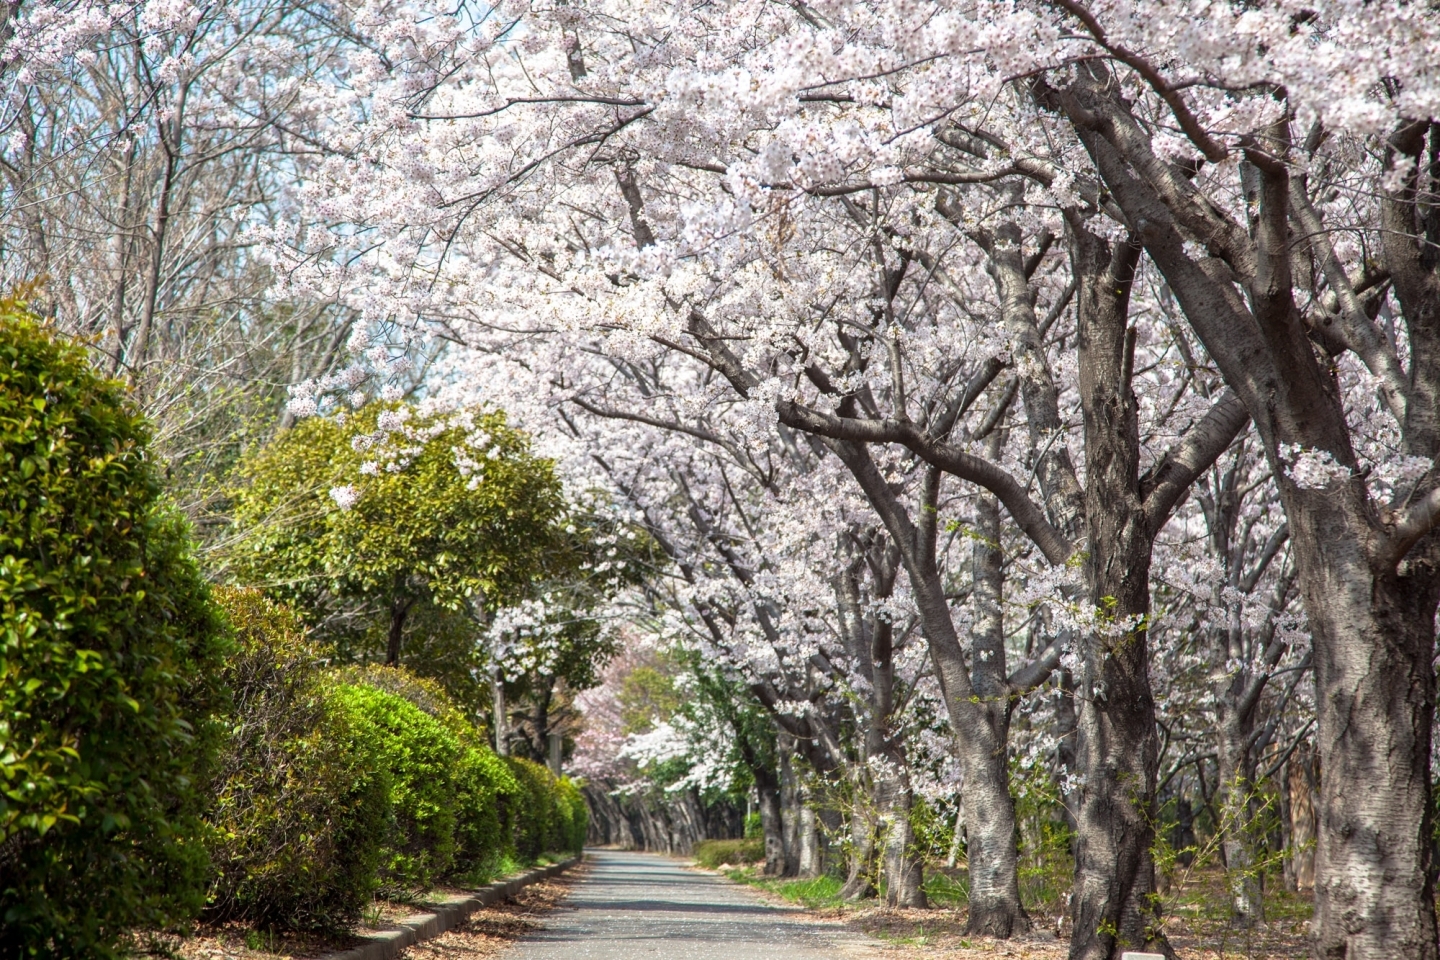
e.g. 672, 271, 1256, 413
453, 745, 519, 874
555, 777, 588, 854
0, 306, 230, 958
204, 589, 388, 930
334, 665, 521, 874
505, 757, 561, 861
330, 684, 462, 888
693, 839, 764, 869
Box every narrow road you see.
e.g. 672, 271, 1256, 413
501, 849, 876, 960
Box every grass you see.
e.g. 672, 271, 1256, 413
448, 852, 527, 888
922, 868, 969, 908
732, 871, 847, 909
693, 838, 764, 869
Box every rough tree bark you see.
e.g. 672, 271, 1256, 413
1066, 220, 1170, 960
798, 787, 823, 878
1053, 67, 1440, 960
754, 763, 787, 877
1284, 744, 1317, 894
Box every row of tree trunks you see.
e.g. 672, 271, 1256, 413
581, 781, 742, 855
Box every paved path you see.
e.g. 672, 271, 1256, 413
501, 849, 875, 960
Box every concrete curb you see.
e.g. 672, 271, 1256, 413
322, 855, 582, 960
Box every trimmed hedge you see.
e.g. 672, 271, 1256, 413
203, 637, 586, 931
0, 307, 230, 959
329, 684, 462, 888
205, 590, 388, 930
332, 665, 523, 876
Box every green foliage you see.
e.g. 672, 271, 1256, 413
735, 873, 845, 909
618, 662, 682, 735
921, 870, 971, 908
504, 757, 561, 860
204, 589, 388, 931
0, 306, 230, 958
1011, 757, 1075, 916
554, 776, 588, 854
692, 838, 764, 869
453, 744, 518, 873
333, 664, 524, 874
228, 403, 570, 654
330, 684, 462, 889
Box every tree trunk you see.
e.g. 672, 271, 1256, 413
1067, 493, 1166, 960
1215, 708, 1262, 925
826, 428, 1029, 934
1067, 223, 1169, 960
492, 667, 508, 757
1054, 73, 1440, 960
876, 749, 925, 908
1289, 511, 1438, 960
841, 786, 878, 900
756, 769, 787, 877
1284, 743, 1317, 894
947, 801, 965, 869
386, 596, 413, 666
779, 737, 802, 877
798, 789, 822, 878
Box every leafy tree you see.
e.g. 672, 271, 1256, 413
227, 402, 571, 666
0, 303, 230, 958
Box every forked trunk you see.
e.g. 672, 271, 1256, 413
1068, 224, 1168, 960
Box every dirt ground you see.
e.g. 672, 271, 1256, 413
738, 873, 1311, 960
835, 908, 1307, 959
147, 873, 580, 960
396, 878, 578, 959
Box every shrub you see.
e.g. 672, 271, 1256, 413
330, 684, 462, 888
505, 757, 561, 861
555, 777, 588, 854
453, 745, 519, 874
693, 839, 764, 869
204, 589, 388, 930
0, 306, 230, 958
334, 665, 521, 874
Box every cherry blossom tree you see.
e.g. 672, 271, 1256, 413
14, 0, 1427, 957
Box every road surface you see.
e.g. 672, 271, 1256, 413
501, 849, 876, 960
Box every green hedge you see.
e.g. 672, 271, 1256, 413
0, 306, 231, 959
0, 309, 587, 953
329, 683, 462, 888
204, 642, 585, 931
204, 589, 388, 930
332, 665, 523, 875
500, 757, 587, 861
555, 776, 588, 854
